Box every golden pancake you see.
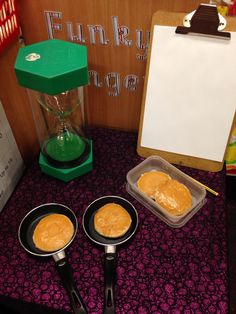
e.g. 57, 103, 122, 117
33, 213, 74, 252
94, 203, 132, 238
137, 171, 171, 198
154, 179, 192, 216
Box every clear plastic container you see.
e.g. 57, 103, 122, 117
126, 156, 206, 228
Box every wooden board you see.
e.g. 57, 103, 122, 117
18, 0, 204, 132
137, 10, 236, 172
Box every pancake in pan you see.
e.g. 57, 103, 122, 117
94, 203, 132, 238
33, 213, 74, 252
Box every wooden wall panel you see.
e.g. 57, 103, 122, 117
18, 0, 202, 131
0, 40, 39, 164
1, 1, 206, 162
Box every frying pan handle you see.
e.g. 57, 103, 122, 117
104, 252, 116, 314
55, 258, 87, 314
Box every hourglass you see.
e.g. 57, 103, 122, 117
14, 39, 93, 181
36, 88, 90, 167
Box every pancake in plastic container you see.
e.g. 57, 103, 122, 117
155, 179, 192, 216
137, 170, 171, 198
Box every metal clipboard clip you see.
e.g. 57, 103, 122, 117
175, 4, 231, 39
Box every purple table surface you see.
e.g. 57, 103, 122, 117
0, 128, 228, 314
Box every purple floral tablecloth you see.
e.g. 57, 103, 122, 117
0, 128, 228, 314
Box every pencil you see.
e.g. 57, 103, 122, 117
191, 178, 219, 196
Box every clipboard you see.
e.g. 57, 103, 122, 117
137, 6, 236, 172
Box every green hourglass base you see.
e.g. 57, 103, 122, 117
39, 140, 93, 182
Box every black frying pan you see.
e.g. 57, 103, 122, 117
82, 196, 138, 314
18, 203, 87, 314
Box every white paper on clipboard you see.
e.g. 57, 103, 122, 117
141, 25, 236, 162
0, 101, 24, 212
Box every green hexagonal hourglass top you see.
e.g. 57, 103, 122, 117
14, 39, 88, 94
14, 39, 93, 182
